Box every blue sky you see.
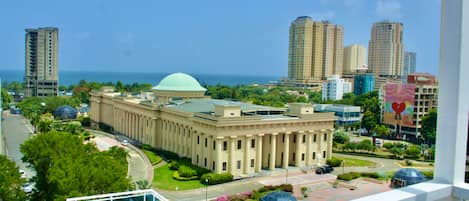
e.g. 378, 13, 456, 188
0, 0, 440, 76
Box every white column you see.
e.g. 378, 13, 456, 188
243, 135, 251, 174
295, 131, 303, 167
306, 130, 313, 166
434, 0, 469, 185
269, 133, 277, 170
255, 134, 263, 172
283, 133, 290, 169
229, 136, 236, 172
215, 137, 223, 173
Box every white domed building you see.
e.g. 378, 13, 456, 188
90, 72, 335, 177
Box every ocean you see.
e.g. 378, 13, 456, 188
0, 70, 281, 86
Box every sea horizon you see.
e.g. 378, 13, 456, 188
0, 69, 282, 87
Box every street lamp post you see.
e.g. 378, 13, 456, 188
205, 178, 209, 201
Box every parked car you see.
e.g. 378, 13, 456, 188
22, 183, 33, 194
315, 165, 334, 174
121, 139, 129, 146
19, 169, 26, 179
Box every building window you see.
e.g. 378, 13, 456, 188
222, 162, 227, 171
213, 141, 216, 150
223, 141, 227, 151
293, 135, 296, 143
251, 159, 254, 167
323, 133, 327, 141
313, 134, 317, 142
197, 136, 200, 144
323, 151, 326, 158
205, 138, 208, 147
292, 152, 296, 161
212, 161, 215, 171
302, 153, 305, 161
302, 135, 306, 143
237, 160, 241, 169
282, 135, 285, 142
197, 155, 199, 163
237, 140, 242, 149
251, 139, 255, 148
313, 152, 316, 160
204, 158, 207, 167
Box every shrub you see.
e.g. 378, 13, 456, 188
279, 184, 293, 192
157, 150, 179, 160
405, 145, 421, 159
360, 172, 380, 179
178, 165, 198, 178
326, 157, 343, 167
168, 161, 179, 170
200, 173, 234, 185
421, 171, 434, 179
337, 172, 361, 181
333, 131, 350, 144
405, 159, 413, 166
383, 142, 394, 150
141, 144, 153, 151
172, 171, 199, 181
143, 150, 162, 165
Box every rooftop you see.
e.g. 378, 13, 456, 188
152, 72, 207, 92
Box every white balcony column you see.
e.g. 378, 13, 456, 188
434, 0, 469, 185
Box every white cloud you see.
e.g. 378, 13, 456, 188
375, 0, 403, 19
310, 10, 336, 21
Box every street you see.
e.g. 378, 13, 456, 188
2, 111, 36, 179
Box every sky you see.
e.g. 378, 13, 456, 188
0, 0, 440, 76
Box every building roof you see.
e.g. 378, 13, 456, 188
165, 99, 285, 114
392, 168, 427, 185
53, 105, 78, 120
152, 73, 207, 92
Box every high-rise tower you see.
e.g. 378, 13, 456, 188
287, 17, 343, 89
368, 21, 404, 77
403, 51, 416, 82
24, 27, 59, 97
343, 44, 366, 73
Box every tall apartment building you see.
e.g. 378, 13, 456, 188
321, 75, 351, 101
287, 16, 343, 89
368, 21, 404, 77
403, 52, 417, 83
24, 27, 59, 97
343, 44, 367, 73
354, 73, 375, 95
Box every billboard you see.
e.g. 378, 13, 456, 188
383, 83, 415, 126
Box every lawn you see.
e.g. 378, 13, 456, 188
143, 150, 162, 165
153, 164, 205, 190
334, 156, 378, 167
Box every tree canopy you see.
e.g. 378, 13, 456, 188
0, 155, 26, 201
1, 88, 12, 109
421, 108, 437, 144
21, 131, 132, 201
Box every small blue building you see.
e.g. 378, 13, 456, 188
354, 73, 375, 95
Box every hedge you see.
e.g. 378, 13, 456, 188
172, 171, 199, 181
178, 165, 198, 178
169, 161, 180, 170
337, 172, 381, 181
326, 157, 343, 167
200, 173, 233, 185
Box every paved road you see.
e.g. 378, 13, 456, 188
2, 112, 36, 179
331, 153, 412, 174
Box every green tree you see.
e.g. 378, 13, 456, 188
405, 145, 421, 159
21, 131, 132, 200
390, 147, 405, 159
333, 131, 350, 144
361, 111, 377, 134
1, 88, 12, 109
0, 155, 27, 201
421, 108, 437, 144
374, 125, 391, 138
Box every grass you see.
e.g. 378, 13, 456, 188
397, 160, 433, 168
153, 164, 205, 191
334, 156, 378, 167
143, 150, 162, 165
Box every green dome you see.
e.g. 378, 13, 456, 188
153, 73, 207, 91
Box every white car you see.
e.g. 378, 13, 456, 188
22, 183, 33, 194
121, 140, 129, 146
19, 169, 26, 179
